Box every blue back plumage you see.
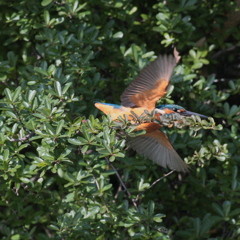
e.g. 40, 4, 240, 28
95, 102, 121, 109
156, 104, 185, 110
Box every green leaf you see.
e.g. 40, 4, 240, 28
20, 177, 30, 183
232, 166, 238, 179
6, 111, 17, 119
101, 184, 112, 192
194, 217, 201, 236
229, 208, 240, 217
64, 192, 75, 202
128, 6, 137, 15
131, 44, 139, 63
156, 13, 167, 21
223, 102, 230, 115
62, 83, 72, 94
54, 81, 62, 97
27, 90, 37, 102
232, 179, 237, 191
85, 206, 100, 218
113, 32, 123, 39
17, 143, 29, 152
41, 0, 52, 6
68, 138, 86, 145
81, 145, 88, 154
56, 119, 64, 135
114, 152, 125, 158
5, 88, 12, 101
109, 155, 115, 162
147, 201, 155, 216
48, 225, 59, 231
3, 149, 10, 161
212, 203, 224, 217
229, 105, 239, 117
223, 201, 231, 217
43, 10, 50, 24
81, 125, 90, 141
12, 87, 21, 102
10, 234, 21, 240
153, 213, 165, 223
34, 67, 48, 76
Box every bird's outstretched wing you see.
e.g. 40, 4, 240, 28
127, 130, 189, 172
120, 55, 177, 109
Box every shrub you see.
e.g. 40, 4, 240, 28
0, 0, 239, 239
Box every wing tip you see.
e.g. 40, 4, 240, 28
120, 54, 177, 107
127, 135, 191, 173
173, 162, 191, 173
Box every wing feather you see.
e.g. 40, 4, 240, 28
127, 130, 189, 172
121, 55, 177, 109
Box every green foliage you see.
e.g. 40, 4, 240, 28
0, 0, 240, 239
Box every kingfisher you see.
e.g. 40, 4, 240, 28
95, 55, 207, 172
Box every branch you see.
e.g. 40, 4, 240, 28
105, 157, 138, 210
9, 132, 35, 142
134, 170, 175, 202
148, 170, 175, 190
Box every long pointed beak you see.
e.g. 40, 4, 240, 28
180, 110, 208, 119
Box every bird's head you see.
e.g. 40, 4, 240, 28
155, 104, 208, 118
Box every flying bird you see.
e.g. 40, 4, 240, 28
95, 55, 207, 172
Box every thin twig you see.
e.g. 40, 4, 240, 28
105, 157, 138, 209
114, 184, 122, 199
134, 170, 175, 202
211, 45, 238, 59
9, 132, 35, 142
148, 170, 175, 189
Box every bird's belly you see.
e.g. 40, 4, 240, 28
95, 102, 161, 133
94, 102, 151, 120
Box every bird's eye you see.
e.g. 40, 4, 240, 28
172, 108, 176, 111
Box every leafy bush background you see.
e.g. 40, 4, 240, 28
0, 0, 240, 239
